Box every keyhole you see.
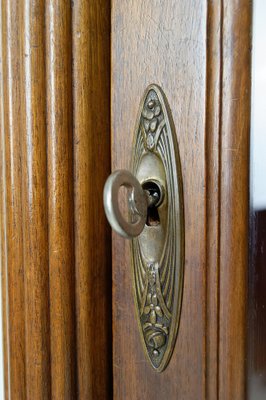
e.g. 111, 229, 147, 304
141, 180, 163, 227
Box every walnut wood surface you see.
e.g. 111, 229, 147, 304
205, 1, 222, 397
0, 1, 111, 399
20, 1, 51, 398
112, 2, 208, 398
219, 2, 251, 399
112, 1, 251, 399
0, 0, 251, 398
0, 6, 10, 397
46, 1, 76, 398
72, 0, 111, 398
0, 0, 26, 398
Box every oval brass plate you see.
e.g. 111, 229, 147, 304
131, 84, 184, 372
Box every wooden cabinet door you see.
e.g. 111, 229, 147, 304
0, 0, 251, 399
111, 1, 251, 399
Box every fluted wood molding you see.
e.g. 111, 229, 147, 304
0, 1, 111, 399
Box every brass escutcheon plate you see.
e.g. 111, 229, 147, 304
131, 84, 184, 372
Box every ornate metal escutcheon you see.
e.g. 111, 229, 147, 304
103, 84, 184, 372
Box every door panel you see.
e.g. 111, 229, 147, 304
0, 0, 252, 399
111, 1, 251, 399
112, 2, 207, 398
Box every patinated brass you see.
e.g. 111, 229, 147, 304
103, 84, 184, 372
131, 84, 184, 372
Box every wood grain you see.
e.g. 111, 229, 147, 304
1, 0, 26, 398
0, 0, 252, 398
0, 5, 10, 395
112, 1, 251, 399
72, 1, 112, 398
46, 1, 76, 398
112, 1, 207, 398
0, 1, 112, 398
20, 0, 51, 398
205, 1, 222, 398
219, 1, 251, 399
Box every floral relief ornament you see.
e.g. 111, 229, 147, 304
142, 98, 162, 150
144, 293, 163, 324
131, 85, 184, 371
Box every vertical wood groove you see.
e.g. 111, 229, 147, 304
46, 2, 76, 398
205, 1, 222, 398
20, 0, 51, 398
72, 1, 112, 398
1, 0, 26, 398
1, 1, 112, 398
219, 1, 251, 399
0, 0, 112, 400
0, 2, 10, 395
